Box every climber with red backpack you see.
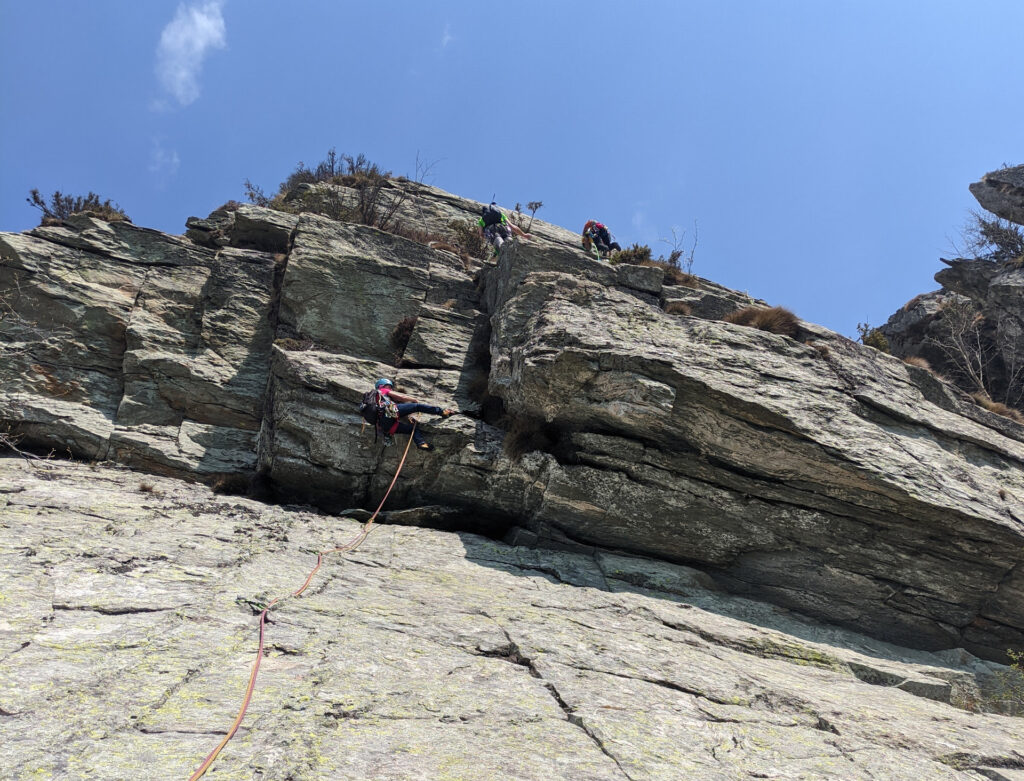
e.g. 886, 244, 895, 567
359, 378, 455, 451
478, 202, 531, 257
582, 220, 621, 259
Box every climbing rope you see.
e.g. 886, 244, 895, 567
188, 426, 417, 780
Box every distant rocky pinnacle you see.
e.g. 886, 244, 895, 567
1, 174, 1022, 779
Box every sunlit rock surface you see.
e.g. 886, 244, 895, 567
1, 459, 1022, 780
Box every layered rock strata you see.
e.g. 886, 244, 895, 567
2, 182, 1023, 665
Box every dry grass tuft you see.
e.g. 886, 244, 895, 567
274, 337, 314, 351
722, 307, 758, 327
902, 294, 926, 312
139, 481, 157, 493
664, 300, 692, 316
723, 306, 799, 337
903, 356, 932, 371
971, 392, 1024, 424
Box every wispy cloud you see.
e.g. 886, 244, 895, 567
440, 22, 454, 50
155, 1, 226, 107
149, 138, 181, 179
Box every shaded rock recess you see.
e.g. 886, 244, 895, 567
1, 177, 1023, 676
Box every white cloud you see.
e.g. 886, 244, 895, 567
149, 138, 181, 178
155, 1, 226, 107
440, 23, 453, 49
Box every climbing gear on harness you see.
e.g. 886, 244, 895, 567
360, 386, 400, 442
188, 424, 418, 780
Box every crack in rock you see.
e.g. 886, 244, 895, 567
478, 622, 635, 780
52, 603, 178, 615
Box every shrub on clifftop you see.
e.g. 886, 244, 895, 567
244, 147, 406, 231
26, 189, 130, 224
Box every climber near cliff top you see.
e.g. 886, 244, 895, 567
359, 378, 455, 451
478, 202, 530, 257
582, 220, 621, 259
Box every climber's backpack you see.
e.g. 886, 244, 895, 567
481, 203, 503, 227
359, 389, 399, 439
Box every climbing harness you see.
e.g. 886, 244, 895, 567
188, 425, 418, 780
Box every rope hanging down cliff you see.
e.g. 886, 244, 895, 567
188, 425, 418, 781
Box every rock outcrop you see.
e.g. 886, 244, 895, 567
2, 459, 1022, 780
970, 165, 1024, 226
2, 181, 1024, 673
881, 165, 1024, 414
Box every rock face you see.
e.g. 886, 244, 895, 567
2, 181, 1024, 672
970, 165, 1024, 226
2, 459, 1023, 780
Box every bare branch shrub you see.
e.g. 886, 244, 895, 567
926, 298, 993, 396
526, 201, 543, 232
660, 222, 698, 277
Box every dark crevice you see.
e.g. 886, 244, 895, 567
52, 603, 177, 615
134, 726, 229, 736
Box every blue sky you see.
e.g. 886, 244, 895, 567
2, 1, 1021, 336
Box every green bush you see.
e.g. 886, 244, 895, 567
609, 243, 652, 265
27, 189, 130, 224
857, 322, 890, 353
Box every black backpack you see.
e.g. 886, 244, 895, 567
481, 203, 503, 227
359, 389, 399, 439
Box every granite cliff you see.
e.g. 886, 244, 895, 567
1, 175, 1023, 779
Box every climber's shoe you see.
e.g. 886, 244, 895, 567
418, 442, 434, 451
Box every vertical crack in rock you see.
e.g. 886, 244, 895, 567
482, 622, 635, 781
101, 264, 152, 462
254, 231, 295, 484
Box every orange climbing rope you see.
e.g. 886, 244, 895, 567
188, 427, 417, 780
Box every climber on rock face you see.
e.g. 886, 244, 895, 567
478, 202, 530, 257
359, 378, 455, 451
582, 220, 621, 259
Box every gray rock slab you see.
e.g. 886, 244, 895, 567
1, 459, 1021, 780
